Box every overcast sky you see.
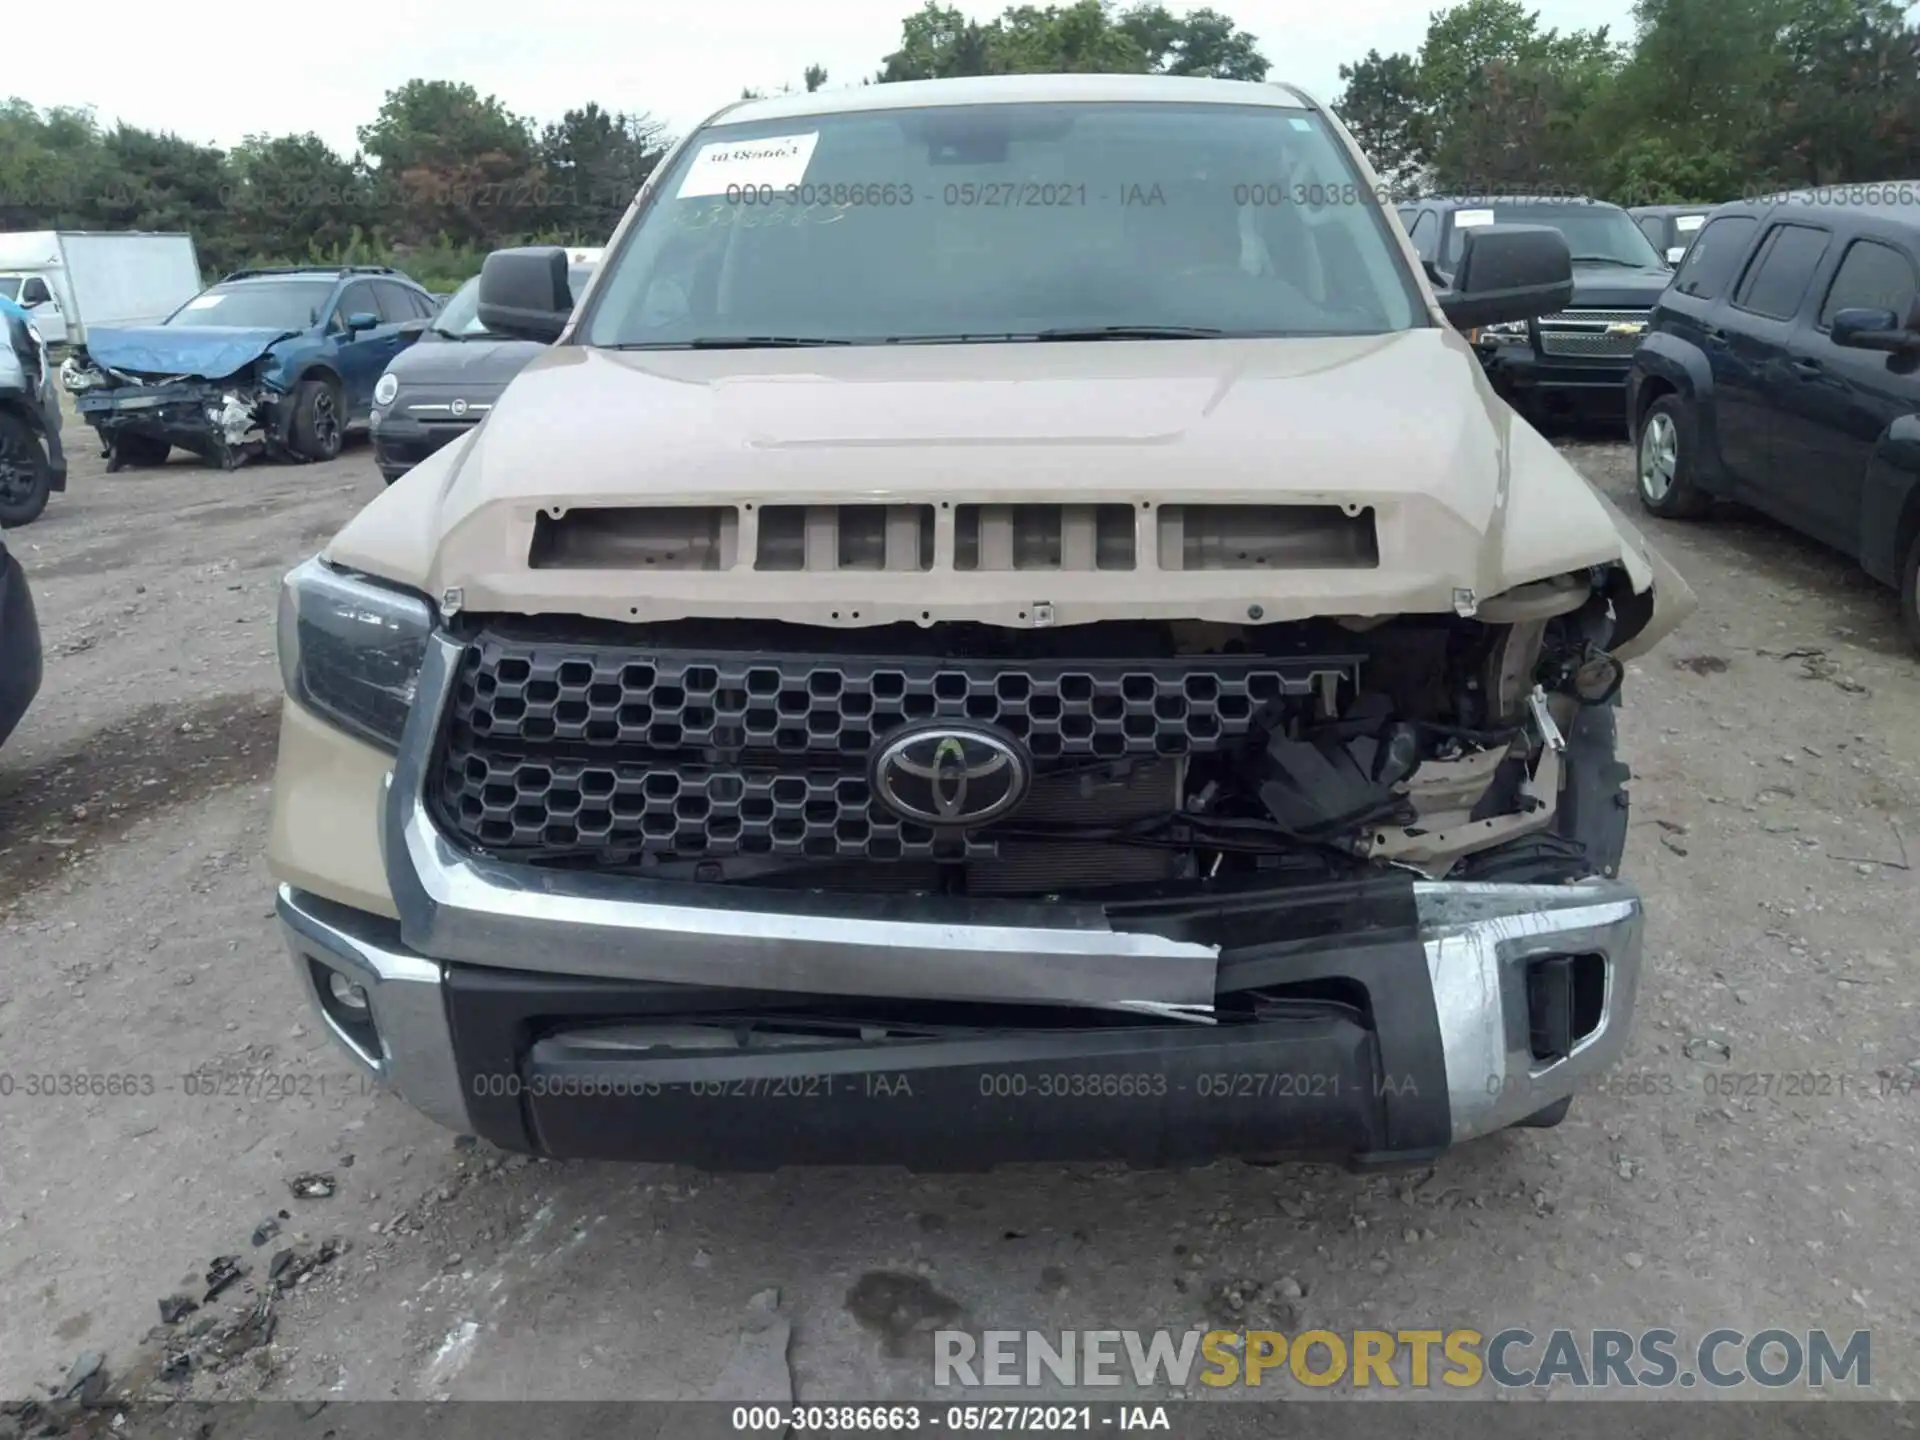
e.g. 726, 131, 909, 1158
15, 0, 1639, 157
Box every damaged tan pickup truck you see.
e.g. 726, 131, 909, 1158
267, 73, 1695, 1171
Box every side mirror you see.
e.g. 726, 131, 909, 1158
477, 246, 571, 343
345, 311, 380, 332
1435, 224, 1575, 331
1830, 305, 1917, 353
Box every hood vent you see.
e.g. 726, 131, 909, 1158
526, 501, 1378, 574
1158, 505, 1378, 570
529, 506, 739, 571
954, 504, 1138, 571
756, 505, 935, 572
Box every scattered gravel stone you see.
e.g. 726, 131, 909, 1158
287, 1172, 336, 1200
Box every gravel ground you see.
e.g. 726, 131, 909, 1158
2, 422, 1917, 1409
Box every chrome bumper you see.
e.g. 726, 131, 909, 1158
280, 632, 1648, 1149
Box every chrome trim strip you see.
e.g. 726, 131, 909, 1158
383, 633, 1222, 1011
277, 884, 471, 1133
1415, 880, 1644, 1143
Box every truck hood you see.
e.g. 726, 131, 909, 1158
79, 326, 294, 381
1569, 263, 1673, 309
328, 329, 1694, 648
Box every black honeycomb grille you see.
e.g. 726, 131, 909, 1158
433, 633, 1350, 859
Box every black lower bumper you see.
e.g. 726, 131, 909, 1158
372, 418, 472, 480
0, 549, 43, 749
446, 962, 1424, 1170
1476, 342, 1632, 404
278, 866, 1646, 1172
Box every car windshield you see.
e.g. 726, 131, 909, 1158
166, 280, 335, 329
435, 266, 596, 337
1446, 204, 1665, 269
583, 100, 1422, 347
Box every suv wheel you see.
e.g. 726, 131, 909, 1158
290, 378, 345, 461
1635, 396, 1708, 519
0, 411, 51, 527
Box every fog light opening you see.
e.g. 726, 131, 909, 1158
308, 957, 383, 1064
1526, 952, 1607, 1064
329, 972, 370, 1011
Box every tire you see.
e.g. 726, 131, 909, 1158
289, 377, 345, 461
1634, 395, 1709, 519
1899, 527, 1920, 653
109, 432, 172, 469
0, 411, 51, 527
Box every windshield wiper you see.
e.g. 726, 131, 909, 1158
1568, 255, 1647, 267
619, 335, 855, 350
1032, 324, 1227, 341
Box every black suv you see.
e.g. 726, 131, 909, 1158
1630, 204, 1718, 267
1397, 195, 1675, 419
1625, 185, 1920, 643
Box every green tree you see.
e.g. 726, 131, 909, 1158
223, 133, 374, 263
95, 124, 237, 268
876, 0, 1267, 80
878, 3, 1009, 78
357, 80, 540, 248
1414, 0, 1621, 192
538, 104, 667, 241
1332, 50, 1428, 194
1765, 0, 1920, 185
1117, 4, 1268, 78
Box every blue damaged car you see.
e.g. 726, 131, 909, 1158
60, 265, 438, 470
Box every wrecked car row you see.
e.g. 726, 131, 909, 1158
60, 265, 438, 471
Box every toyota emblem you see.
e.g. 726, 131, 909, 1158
450, 398, 468, 416
870, 722, 1031, 828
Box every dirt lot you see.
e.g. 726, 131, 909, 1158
2, 419, 1917, 1409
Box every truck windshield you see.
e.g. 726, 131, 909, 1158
0, 278, 20, 301
166, 280, 336, 329
1447, 204, 1664, 269
583, 100, 1422, 347
435, 267, 595, 337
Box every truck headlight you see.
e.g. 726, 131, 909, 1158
277, 556, 433, 753
1478, 321, 1532, 340
374, 372, 399, 407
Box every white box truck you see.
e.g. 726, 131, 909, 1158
0, 231, 203, 348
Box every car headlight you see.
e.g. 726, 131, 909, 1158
374, 372, 399, 407
1478, 321, 1532, 339
277, 556, 434, 753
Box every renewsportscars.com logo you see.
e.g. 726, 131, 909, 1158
934, 1327, 1872, 1391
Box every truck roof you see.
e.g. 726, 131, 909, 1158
709, 74, 1319, 130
